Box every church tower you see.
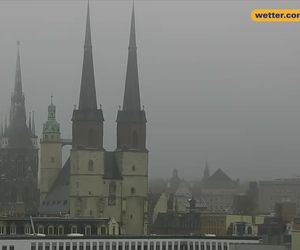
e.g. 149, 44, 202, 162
39, 96, 62, 202
116, 4, 148, 234
69, 1, 105, 217
0, 42, 39, 216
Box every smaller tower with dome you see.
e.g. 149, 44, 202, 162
39, 96, 62, 202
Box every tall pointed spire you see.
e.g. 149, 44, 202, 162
10, 41, 26, 124
72, 0, 104, 149
122, 2, 141, 112
116, 3, 146, 151
129, 2, 136, 49
78, 0, 97, 111
32, 111, 35, 136
8, 42, 32, 148
14, 41, 22, 98
84, 0, 92, 48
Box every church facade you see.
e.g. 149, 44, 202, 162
39, 3, 148, 235
0, 43, 39, 216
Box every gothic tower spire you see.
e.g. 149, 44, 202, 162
122, 2, 141, 112
72, 0, 104, 149
8, 41, 32, 148
32, 111, 35, 136
10, 41, 26, 125
117, 3, 146, 151
14, 41, 22, 100
78, 0, 97, 111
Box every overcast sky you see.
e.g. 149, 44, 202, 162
1, 0, 300, 181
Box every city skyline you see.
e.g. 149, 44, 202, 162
1, 1, 300, 181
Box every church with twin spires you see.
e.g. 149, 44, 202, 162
39, 3, 148, 235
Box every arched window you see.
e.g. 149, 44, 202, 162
132, 131, 138, 148
131, 187, 135, 195
38, 225, 44, 234
16, 157, 25, 176
108, 182, 116, 206
58, 225, 64, 235
100, 226, 106, 235
48, 225, 54, 235
10, 224, 16, 235
85, 225, 92, 236
109, 182, 116, 194
71, 225, 77, 234
247, 226, 252, 235
88, 160, 94, 171
88, 129, 96, 147
0, 225, 6, 235
132, 165, 136, 171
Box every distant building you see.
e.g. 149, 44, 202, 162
254, 178, 300, 215
152, 212, 264, 236
201, 169, 239, 212
0, 42, 39, 216
152, 170, 206, 224
39, 3, 148, 235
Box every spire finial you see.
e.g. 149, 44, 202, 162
51, 95, 53, 105
84, 0, 92, 48
129, 1, 136, 48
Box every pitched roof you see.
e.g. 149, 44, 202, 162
39, 151, 122, 215
39, 158, 70, 215
202, 169, 237, 189
104, 151, 122, 180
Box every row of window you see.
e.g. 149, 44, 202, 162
42, 200, 68, 206
29, 242, 229, 250
1, 246, 14, 250
0, 224, 106, 236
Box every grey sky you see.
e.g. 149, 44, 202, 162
1, 0, 300, 181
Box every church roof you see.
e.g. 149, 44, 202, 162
104, 151, 122, 179
39, 151, 122, 215
202, 169, 237, 189
39, 158, 70, 215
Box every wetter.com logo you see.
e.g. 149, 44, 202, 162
251, 9, 300, 22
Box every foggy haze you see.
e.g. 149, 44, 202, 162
1, 0, 300, 181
